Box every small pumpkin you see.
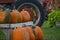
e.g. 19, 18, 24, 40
10, 9, 20, 23
11, 28, 22, 40
0, 9, 11, 23
34, 26, 43, 40
23, 8, 36, 20
25, 27, 35, 40
11, 27, 30, 40
20, 10, 31, 22
0, 11, 6, 23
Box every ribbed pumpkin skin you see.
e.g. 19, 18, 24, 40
16, 27, 30, 40
10, 10, 20, 23
23, 28, 30, 40
11, 28, 22, 40
25, 27, 35, 40
21, 10, 31, 22
11, 27, 30, 40
18, 13, 22, 22
34, 26, 43, 40
0, 11, 6, 23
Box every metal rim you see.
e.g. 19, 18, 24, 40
17, 3, 41, 26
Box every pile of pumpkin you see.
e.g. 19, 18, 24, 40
11, 26, 43, 40
0, 9, 31, 23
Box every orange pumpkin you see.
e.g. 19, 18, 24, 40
11, 27, 30, 40
34, 26, 43, 40
10, 9, 20, 23
0, 11, 6, 23
25, 27, 35, 40
20, 10, 31, 22
11, 28, 21, 40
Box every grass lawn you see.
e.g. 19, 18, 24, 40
41, 21, 60, 40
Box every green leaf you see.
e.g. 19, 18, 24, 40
33, 10, 36, 16
48, 10, 60, 27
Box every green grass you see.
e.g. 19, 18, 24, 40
41, 21, 60, 40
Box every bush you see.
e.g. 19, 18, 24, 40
48, 10, 60, 27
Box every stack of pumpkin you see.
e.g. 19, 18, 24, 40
11, 26, 43, 40
0, 9, 31, 23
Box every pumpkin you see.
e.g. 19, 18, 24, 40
10, 9, 22, 23
11, 28, 22, 40
0, 11, 6, 23
11, 27, 30, 40
25, 26, 43, 40
0, 11, 10, 23
34, 26, 43, 40
10, 9, 19, 23
23, 8, 36, 20
25, 27, 35, 40
20, 10, 31, 22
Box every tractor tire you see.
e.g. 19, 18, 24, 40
14, 0, 45, 26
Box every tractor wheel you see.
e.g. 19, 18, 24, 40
15, 0, 45, 26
